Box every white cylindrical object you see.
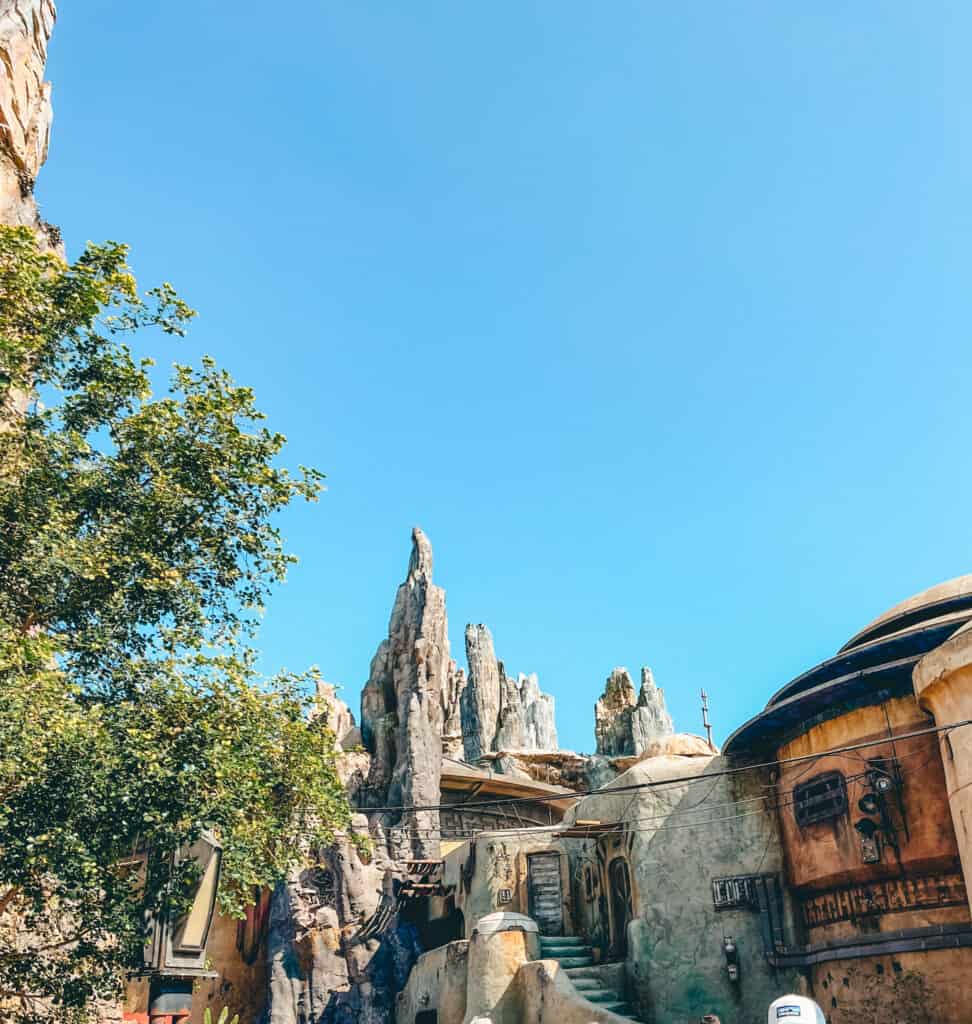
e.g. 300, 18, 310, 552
768, 995, 826, 1024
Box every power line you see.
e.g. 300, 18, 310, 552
359, 717, 970, 815
359, 754, 942, 844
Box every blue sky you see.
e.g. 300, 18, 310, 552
42, 2, 970, 752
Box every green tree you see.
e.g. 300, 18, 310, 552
0, 227, 352, 1023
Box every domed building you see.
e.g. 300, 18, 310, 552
723, 575, 972, 1023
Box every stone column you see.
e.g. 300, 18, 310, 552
914, 623, 972, 916
462, 913, 539, 1024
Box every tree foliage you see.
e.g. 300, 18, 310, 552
0, 227, 352, 1022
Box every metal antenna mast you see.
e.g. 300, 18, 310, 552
701, 689, 714, 750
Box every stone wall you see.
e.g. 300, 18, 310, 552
563, 745, 803, 1023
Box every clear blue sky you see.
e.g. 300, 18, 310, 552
41, 3, 970, 752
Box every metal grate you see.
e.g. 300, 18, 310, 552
712, 875, 760, 910
794, 771, 847, 827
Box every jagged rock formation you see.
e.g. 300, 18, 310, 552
594, 666, 674, 756
359, 528, 461, 860
496, 670, 558, 752
460, 624, 557, 762
314, 681, 362, 751
460, 624, 502, 761
0, 1, 56, 232
263, 816, 421, 1024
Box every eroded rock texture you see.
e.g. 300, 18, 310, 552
594, 666, 674, 756
0, 0, 55, 229
460, 623, 558, 761
360, 528, 461, 859
496, 670, 558, 752
263, 818, 421, 1024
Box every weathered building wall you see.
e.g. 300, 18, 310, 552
914, 622, 972, 919
773, 694, 972, 1024
395, 941, 469, 1024
443, 830, 575, 941
191, 911, 268, 1024
564, 745, 804, 1023
776, 697, 959, 891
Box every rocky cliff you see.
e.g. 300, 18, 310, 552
263, 817, 421, 1024
359, 528, 462, 860
594, 666, 674, 757
460, 623, 558, 761
0, 0, 56, 232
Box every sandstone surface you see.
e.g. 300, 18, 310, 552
0, 0, 55, 230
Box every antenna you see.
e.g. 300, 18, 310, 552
701, 689, 714, 750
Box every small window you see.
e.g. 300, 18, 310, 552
794, 771, 847, 827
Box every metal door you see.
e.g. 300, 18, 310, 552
527, 852, 564, 935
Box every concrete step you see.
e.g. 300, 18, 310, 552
569, 978, 602, 992
539, 935, 586, 946
598, 1002, 634, 1017
584, 989, 619, 1004
554, 955, 595, 968
546, 946, 594, 960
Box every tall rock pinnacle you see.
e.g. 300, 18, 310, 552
0, 1, 57, 231
360, 527, 463, 858
461, 623, 558, 762
595, 665, 674, 756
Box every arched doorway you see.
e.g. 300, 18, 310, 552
608, 857, 633, 960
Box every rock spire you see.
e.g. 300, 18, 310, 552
359, 527, 463, 859
594, 666, 674, 756
460, 623, 558, 762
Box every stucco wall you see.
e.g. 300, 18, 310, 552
776, 696, 960, 893
565, 752, 804, 1023
770, 694, 972, 1024
396, 941, 469, 1024
443, 829, 575, 940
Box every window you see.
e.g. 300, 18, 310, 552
794, 771, 847, 827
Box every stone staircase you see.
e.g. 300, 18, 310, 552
537, 936, 641, 1021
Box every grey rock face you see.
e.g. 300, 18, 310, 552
313, 681, 362, 751
496, 670, 558, 752
594, 666, 674, 756
460, 624, 502, 762
360, 528, 461, 859
262, 818, 421, 1024
461, 624, 558, 762
0, 1, 56, 229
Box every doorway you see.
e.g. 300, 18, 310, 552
527, 852, 564, 935
608, 857, 633, 960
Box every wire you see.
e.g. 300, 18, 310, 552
353, 752, 939, 844
360, 718, 970, 814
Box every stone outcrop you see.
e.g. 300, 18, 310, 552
263, 816, 421, 1024
460, 624, 558, 762
314, 681, 362, 751
460, 624, 503, 761
496, 670, 558, 752
0, 1, 56, 231
360, 528, 462, 860
594, 666, 674, 757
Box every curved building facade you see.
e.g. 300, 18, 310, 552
725, 575, 972, 1023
